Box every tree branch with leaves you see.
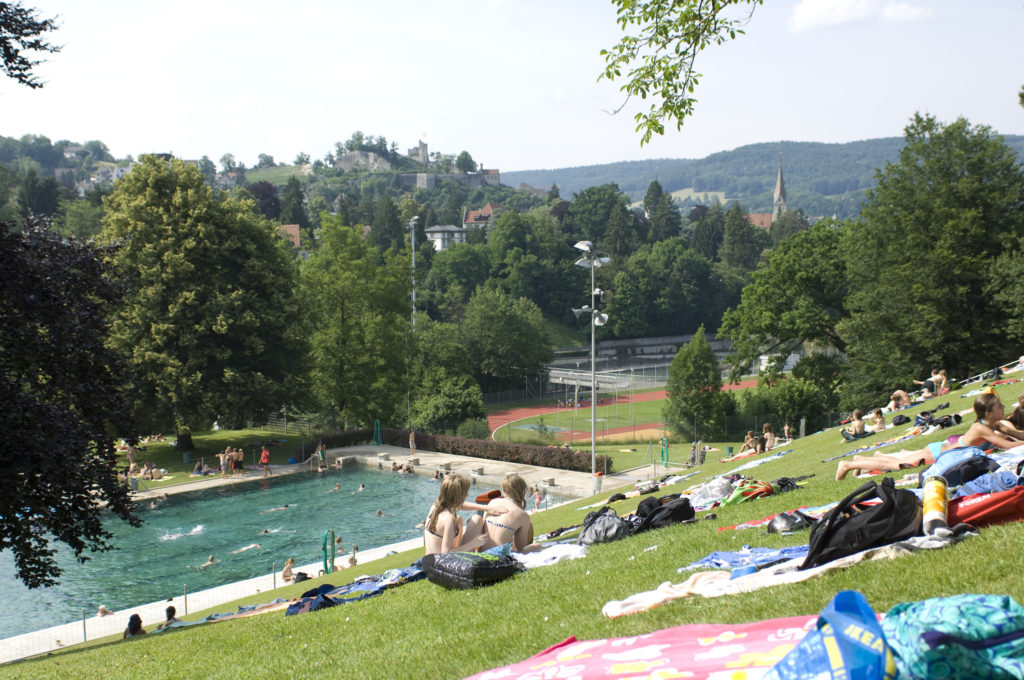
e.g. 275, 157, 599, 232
600, 0, 762, 144
0, 2, 61, 88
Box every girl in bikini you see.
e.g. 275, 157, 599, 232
836, 393, 1024, 480
478, 474, 541, 553
423, 474, 504, 554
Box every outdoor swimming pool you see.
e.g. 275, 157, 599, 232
0, 466, 560, 639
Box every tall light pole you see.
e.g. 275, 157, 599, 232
408, 215, 419, 429
409, 215, 419, 328
573, 240, 610, 496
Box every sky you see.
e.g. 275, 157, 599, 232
1, 0, 1021, 172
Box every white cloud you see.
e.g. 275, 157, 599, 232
880, 2, 935, 23
790, 0, 877, 32
790, 0, 932, 31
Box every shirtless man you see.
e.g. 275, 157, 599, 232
198, 555, 218, 569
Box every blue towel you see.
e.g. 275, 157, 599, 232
678, 545, 809, 572
955, 470, 1022, 497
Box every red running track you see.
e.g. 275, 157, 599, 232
487, 378, 758, 435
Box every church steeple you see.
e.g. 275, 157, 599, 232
772, 162, 787, 221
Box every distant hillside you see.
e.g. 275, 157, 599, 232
505, 136, 1024, 219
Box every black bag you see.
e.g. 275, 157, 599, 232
940, 455, 999, 487
420, 551, 520, 590
578, 506, 632, 545
891, 414, 911, 425
633, 497, 695, 534
932, 413, 962, 429
914, 411, 934, 428
800, 477, 922, 570
635, 496, 661, 518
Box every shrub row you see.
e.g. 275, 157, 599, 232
385, 428, 613, 474
291, 429, 613, 474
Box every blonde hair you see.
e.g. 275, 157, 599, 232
501, 473, 528, 508
285, 557, 294, 567
762, 423, 774, 434
427, 474, 470, 533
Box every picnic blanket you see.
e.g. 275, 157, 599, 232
463, 613, 818, 680
722, 449, 794, 475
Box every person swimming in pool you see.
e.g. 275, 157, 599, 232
198, 555, 219, 569
262, 504, 293, 514
231, 543, 261, 554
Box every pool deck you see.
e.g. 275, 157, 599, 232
4, 444, 676, 665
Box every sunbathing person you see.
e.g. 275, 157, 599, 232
841, 409, 867, 442
478, 474, 541, 553
282, 557, 296, 583
886, 389, 912, 411
836, 393, 1023, 480
423, 474, 507, 555
865, 408, 886, 433
123, 613, 146, 639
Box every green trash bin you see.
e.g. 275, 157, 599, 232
183, 450, 191, 464
725, 446, 734, 454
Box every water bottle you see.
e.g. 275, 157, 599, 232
922, 475, 948, 535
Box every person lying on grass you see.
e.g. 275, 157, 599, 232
836, 393, 1024, 481
423, 474, 508, 555
478, 474, 542, 553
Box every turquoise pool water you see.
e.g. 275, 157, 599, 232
0, 466, 551, 639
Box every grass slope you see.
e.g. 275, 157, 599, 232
16, 381, 1024, 679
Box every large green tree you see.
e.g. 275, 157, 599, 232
719, 201, 765, 271
719, 221, 849, 380
101, 156, 304, 432
279, 176, 310, 240
300, 214, 411, 427
663, 324, 732, 439
1, 221, 138, 588
841, 114, 1024, 407
461, 287, 552, 392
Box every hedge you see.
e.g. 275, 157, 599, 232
293, 429, 612, 474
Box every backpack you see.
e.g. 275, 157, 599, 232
892, 414, 911, 425
914, 411, 934, 428
932, 413, 962, 429
578, 506, 632, 546
882, 594, 1024, 679
920, 446, 996, 486
633, 497, 695, 534
800, 477, 922, 570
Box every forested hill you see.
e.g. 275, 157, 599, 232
504, 135, 1024, 219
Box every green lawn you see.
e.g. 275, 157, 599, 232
242, 165, 308, 187
15, 380, 1024, 679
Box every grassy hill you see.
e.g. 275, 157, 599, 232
15, 379, 1024, 678
242, 164, 311, 187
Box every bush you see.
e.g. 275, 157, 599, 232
292, 428, 613, 473
455, 418, 490, 440
392, 429, 612, 473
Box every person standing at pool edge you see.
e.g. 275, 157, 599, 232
409, 429, 416, 457
260, 444, 271, 477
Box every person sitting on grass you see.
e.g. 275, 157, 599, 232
123, 613, 146, 639
155, 606, 180, 631
478, 473, 542, 553
741, 431, 757, 453
762, 423, 777, 450
423, 474, 508, 555
865, 408, 887, 433
841, 409, 867, 442
282, 557, 296, 583
836, 393, 1024, 480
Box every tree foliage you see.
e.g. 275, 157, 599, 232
600, 0, 763, 144
841, 114, 1024, 407
461, 287, 552, 392
101, 156, 304, 431
300, 214, 411, 427
0, 1, 61, 88
719, 221, 848, 379
663, 324, 731, 439
0, 221, 139, 588
455, 151, 477, 174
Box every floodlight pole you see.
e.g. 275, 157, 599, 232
589, 260, 598, 496
409, 216, 419, 328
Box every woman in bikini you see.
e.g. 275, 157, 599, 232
423, 474, 505, 554
836, 393, 1024, 480
479, 474, 541, 553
